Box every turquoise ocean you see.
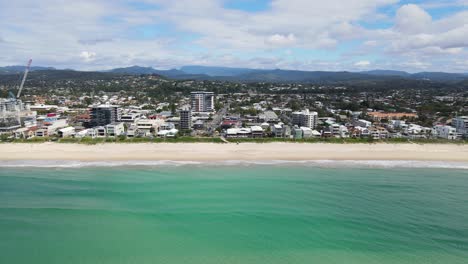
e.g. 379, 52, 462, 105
1, 161, 468, 264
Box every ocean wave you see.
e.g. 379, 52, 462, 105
0, 160, 468, 169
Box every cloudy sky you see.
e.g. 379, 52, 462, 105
1, 0, 468, 72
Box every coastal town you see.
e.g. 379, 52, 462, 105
1, 71, 467, 143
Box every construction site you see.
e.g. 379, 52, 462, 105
0, 59, 36, 134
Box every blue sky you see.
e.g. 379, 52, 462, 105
1, 0, 468, 72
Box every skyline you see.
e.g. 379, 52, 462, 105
1, 0, 468, 72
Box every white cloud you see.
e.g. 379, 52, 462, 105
380, 7, 468, 54
395, 4, 432, 34
354, 60, 371, 67
265, 34, 297, 47
149, 0, 399, 50
80, 51, 97, 62
0, 0, 467, 72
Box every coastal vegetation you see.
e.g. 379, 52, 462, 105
1, 135, 467, 145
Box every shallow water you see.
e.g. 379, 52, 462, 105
1, 165, 467, 263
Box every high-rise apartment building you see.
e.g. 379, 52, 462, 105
292, 109, 318, 129
180, 108, 192, 130
89, 104, 121, 127
191, 92, 214, 113
454, 116, 468, 136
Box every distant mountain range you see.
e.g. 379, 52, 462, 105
1, 65, 468, 83
180, 65, 257, 76
0, 65, 56, 74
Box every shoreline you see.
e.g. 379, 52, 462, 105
1, 143, 467, 162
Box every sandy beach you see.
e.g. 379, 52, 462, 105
0, 143, 467, 162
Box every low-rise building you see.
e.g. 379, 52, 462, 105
225, 128, 253, 138
120, 112, 142, 123
350, 126, 370, 138
368, 112, 418, 122
126, 124, 138, 138
106, 123, 125, 137
369, 126, 389, 139
328, 124, 349, 138
221, 119, 242, 129
250, 126, 264, 138
354, 119, 372, 128
58, 127, 75, 138
75, 129, 95, 138
35, 128, 48, 137
432, 125, 460, 140
292, 127, 303, 139
14, 126, 37, 139
159, 123, 175, 131
193, 120, 205, 130
95, 126, 106, 137
301, 127, 313, 138
258, 111, 279, 123
404, 124, 431, 138
136, 118, 164, 136
271, 124, 284, 138
157, 128, 178, 138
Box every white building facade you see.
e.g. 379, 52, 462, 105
191, 92, 215, 113
454, 116, 468, 137
433, 125, 460, 140
292, 109, 318, 129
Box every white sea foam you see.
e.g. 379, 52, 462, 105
0, 160, 468, 169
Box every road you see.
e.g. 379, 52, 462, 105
207, 103, 229, 135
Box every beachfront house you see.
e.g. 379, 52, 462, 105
106, 123, 125, 137
96, 126, 107, 137
432, 125, 460, 140
157, 128, 179, 138
57, 127, 75, 138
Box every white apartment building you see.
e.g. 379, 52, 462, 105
106, 123, 125, 137
191, 92, 215, 113
432, 125, 460, 140
404, 124, 432, 139
41, 118, 68, 137
292, 109, 318, 129
454, 116, 468, 136
136, 118, 165, 136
